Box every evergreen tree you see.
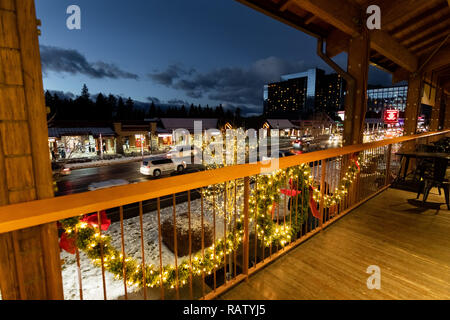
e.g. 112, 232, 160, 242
116, 97, 126, 120
95, 93, 107, 120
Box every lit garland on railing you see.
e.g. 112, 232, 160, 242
59, 155, 362, 291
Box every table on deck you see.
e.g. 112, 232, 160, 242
395, 151, 450, 182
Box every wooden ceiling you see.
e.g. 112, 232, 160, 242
236, 0, 450, 92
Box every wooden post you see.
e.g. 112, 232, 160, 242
319, 159, 326, 229
0, 0, 63, 299
385, 145, 392, 185
444, 95, 450, 130
343, 30, 370, 146
402, 73, 423, 153
404, 73, 423, 136
430, 87, 444, 131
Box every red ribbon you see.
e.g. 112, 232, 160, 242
59, 211, 111, 254
309, 186, 320, 219
81, 210, 111, 231
59, 232, 76, 254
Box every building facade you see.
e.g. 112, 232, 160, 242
264, 68, 345, 118
367, 85, 408, 114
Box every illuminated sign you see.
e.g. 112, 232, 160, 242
384, 110, 399, 124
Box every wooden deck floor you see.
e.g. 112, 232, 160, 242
219, 188, 450, 300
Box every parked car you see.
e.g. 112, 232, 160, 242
51, 162, 71, 178
140, 157, 187, 177
301, 134, 314, 143
167, 145, 200, 159
292, 139, 304, 150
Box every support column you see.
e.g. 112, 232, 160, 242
343, 31, 370, 145
430, 87, 444, 131
444, 94, 450, 130
0, 0, 63, 299
404, 73, 423, 136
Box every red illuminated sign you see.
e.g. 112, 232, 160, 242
384, 110, 399, 124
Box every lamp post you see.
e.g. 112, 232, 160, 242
99, 133, 103, 160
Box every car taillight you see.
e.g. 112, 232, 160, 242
63, 168, 70, 172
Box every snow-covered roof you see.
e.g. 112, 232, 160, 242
160, 118, 218, 132
48, 127, 116, 138
266, 119, 298, 129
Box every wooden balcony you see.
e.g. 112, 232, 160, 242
220, 187, 450, 300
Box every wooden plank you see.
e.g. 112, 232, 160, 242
0, 10, 19, 48
220, 188, 450, 300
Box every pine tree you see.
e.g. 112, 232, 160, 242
116, 97, 126, 120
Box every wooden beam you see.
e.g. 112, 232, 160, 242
0, 0, 63, 300
404, 73, 423, 136
422, 44, 450, 73
235, 0, 326, 38
393, 67, 410, 83
344, 33, 370, 145
407, 26, 450, 51
293, 0, 361, 37
304, 14, 317, 25
325, 29, 350, 58
430, 87, 444, 131
291, 0, 418, 72
398, 14, 450, 45
389, 2, 448, 35
370, 30, 419, 72
279, 0, 293, 12
366, 0, 443, 31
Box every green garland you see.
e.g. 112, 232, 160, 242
60, 157, 360, 291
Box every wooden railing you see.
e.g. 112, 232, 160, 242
0, 131, 448, 300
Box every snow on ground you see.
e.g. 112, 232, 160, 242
60, 198, 228, 300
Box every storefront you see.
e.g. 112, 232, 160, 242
48, 127, 116, 160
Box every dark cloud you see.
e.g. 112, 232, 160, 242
147, 96, 161, 104
167, 98, 189, 105
47, 90, 75, 100
148, 57, 311, 107
148, 64, 195, 86
40, 45, 139, 80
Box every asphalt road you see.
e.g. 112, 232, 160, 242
55, 160, 204, 196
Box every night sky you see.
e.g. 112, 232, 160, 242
36, 0, 392, 116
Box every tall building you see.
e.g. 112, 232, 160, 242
263, 68, 345, 118
367, 85, 408, 115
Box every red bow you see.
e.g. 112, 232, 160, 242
59, 232, 76, 254
309, 186, 320, 219
81, 210, 111, 231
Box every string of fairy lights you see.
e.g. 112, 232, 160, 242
60, 154, 367, 290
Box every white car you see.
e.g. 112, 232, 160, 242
140, 157, 187, 177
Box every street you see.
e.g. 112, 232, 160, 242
55, 160, 204, 196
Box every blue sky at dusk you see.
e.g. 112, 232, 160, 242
36, 0, 392, 116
